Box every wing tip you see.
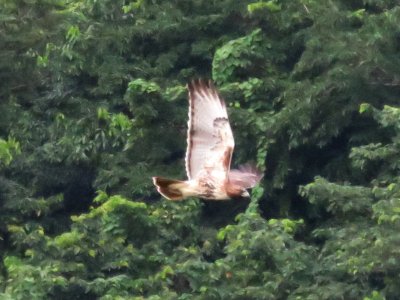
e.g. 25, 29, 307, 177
187, 78, 224, 106
188, 78, 214, 91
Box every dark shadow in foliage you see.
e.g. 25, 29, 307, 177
33, 164, 96, 213
48, 283, 97, 300
201, 198, 250, 228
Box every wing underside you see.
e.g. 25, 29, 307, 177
228, 163, 264, 189
185, 80, 234, 181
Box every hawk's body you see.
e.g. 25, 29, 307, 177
153, 80, 262, 201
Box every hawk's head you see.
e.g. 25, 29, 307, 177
226, 183, 251, 199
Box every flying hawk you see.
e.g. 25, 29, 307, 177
152, 80, 263, 201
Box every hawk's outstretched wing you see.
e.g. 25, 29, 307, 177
185, 80, 234, 181
228, 163, 264, 189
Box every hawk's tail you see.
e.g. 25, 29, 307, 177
152, 177, 191, 201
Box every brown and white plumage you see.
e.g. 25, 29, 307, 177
152, 79, 263, 201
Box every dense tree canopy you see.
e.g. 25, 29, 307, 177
1, 0, 400, 299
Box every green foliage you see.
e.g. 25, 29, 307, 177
247, 1, 281, 14
2, 0, 400, 299
0, 138, 20, 166
2, 193, 202, 298
212, 29, 265, 84
298, 104, 400, 299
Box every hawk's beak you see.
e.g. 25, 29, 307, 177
241, 190, 250, 198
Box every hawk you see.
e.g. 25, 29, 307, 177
152, 79, 263, 201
